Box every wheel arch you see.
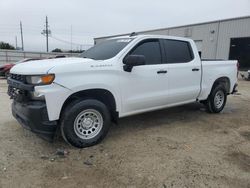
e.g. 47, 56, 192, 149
60, 88, 119, 123
211, 77, 231, 94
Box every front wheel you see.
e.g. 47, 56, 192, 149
61, 99, 111, 148
205, 84, 227, 113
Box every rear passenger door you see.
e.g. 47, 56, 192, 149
162, 39, 201, 105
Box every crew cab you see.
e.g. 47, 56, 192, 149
7, 34, 238, 148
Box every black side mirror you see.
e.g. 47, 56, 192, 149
123, 55, 146, 72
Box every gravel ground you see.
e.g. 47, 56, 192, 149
0, 78, 249, 188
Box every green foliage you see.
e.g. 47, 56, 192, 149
52, 48, 62, 52
67, 50, 84, 53
0, 42, 15, 50
52, 48, 84, 53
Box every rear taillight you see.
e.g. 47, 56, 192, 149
237, 61, 239, 78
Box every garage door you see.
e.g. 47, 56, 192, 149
229, 37, 250, 69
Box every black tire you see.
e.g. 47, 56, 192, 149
60, 99, 111, 148
205, 84, 227, 113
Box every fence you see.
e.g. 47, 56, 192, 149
0, 49, 80, 65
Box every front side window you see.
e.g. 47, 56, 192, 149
129, 40, 162, 65
80, 38, 133, 60
163, 39, 193, 63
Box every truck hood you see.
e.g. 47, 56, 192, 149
10, 57, 96, 75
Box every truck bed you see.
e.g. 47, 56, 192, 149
198, 60, 238, 100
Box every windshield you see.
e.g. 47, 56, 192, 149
80, 38, 133, 60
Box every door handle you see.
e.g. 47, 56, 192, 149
157, 70, 168, 74
192, 68, 200, 71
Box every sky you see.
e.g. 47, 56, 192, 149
0, 0, 250, 52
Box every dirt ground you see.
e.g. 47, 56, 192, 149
0, 78, 249, 188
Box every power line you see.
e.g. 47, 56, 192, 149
49, 35, 92, 47
0, 23, 95, 32
1, 22, 93, 51
0, 24, 95, 37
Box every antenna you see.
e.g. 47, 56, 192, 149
130, 32, 137, 37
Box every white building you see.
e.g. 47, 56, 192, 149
94, 16, 250, 69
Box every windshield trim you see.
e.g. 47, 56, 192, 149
79, 38, 134, 60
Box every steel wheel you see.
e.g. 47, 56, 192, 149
214, 90, 225, 109
73, 109, 103, 140
205, 84, 227, 113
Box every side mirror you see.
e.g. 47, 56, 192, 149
123, 55, 145, 72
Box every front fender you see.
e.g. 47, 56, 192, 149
69, 83, 121, 112
34, 83, 73, 121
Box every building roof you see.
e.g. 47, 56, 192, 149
94, 15, 250, 40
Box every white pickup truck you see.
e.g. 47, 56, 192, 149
7, 34, 238, 148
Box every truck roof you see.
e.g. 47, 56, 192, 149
109, 34, 193, 42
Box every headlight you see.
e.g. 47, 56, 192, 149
26, 74, 55, 85
30, 91, 45, 100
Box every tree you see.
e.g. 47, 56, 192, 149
68, 50, 84, 53
0, 42, 15, 50
52, 48, 62, 52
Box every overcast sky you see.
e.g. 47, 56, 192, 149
0, 0, 250, 52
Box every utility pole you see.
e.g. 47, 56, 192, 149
41, 16, 51, 52
20, 21, 24, 51
15, 36, 17, 49
45, 16, 49, 52
70, 25, 72, 52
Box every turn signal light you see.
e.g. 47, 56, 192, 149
41, 74, 55, 84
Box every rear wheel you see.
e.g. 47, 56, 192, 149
205, 84, 227, 113
61, 99, 111, 148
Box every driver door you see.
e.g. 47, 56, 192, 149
119, 39, 169, 116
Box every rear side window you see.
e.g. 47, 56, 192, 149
163, 39, 193, 63
130, 40, 162, 65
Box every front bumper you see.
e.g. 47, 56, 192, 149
12, 100, 57, 142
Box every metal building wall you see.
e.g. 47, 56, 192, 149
94, 16, 250, 60
136, 23, 221, 59
167, 23, 219, 59
216, 17, 250, 59
138, 29, 168, 35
